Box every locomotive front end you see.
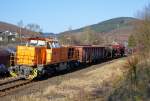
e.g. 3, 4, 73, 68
9, 38, 47, 80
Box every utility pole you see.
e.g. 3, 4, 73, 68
17, 20, 23, 44
19, 26, 22, 44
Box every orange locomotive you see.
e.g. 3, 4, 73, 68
9, 37, 79, 79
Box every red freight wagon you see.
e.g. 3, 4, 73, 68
111, 44, 125, 57
74, 45, 105, 63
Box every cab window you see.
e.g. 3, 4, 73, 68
27, 40, 46, 46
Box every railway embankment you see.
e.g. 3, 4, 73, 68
1, 58, 129, 101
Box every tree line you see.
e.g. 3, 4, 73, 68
17, 20, 42, 33
58, 27, 105, 45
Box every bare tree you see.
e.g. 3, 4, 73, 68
80, 27, 104, 45
135, 4, 150, 52
128, 34, 136, 48
25, 23, 42, 33
17, 20, 24, 28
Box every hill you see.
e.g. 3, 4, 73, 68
59, 17, 137, 45
0, 21, 39, 37
65, 17, 137, 33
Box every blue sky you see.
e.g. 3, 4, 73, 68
0, 0, 149, 33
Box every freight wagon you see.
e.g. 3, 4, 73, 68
111, 43, 125, 57
74, 45, 106, 63
0, 48, 15, 75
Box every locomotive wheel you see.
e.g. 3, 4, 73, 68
26, 68, 38, 80
10, 70, 17, 77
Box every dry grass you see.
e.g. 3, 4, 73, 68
11, 95, 49, 101
11, 58, 127, 101
109, 54, 150, 101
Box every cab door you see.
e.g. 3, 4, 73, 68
46, 42, 60, 64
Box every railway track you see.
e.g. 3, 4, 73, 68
0, 77, 10, 81
0, 76, 24, 85
0, 77, 32, 97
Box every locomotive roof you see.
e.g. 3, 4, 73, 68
74, 45, 105, 48
24, 37, 58, 42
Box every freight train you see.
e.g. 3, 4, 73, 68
5, 37, 125, 80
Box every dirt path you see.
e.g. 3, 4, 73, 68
0, 58, 128, 101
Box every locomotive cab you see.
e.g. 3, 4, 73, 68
26, 38, 60, 48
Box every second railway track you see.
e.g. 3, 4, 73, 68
0, 78, 32, 97
0, 77, 23, 86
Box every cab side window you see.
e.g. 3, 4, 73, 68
47, 42, 51, 49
